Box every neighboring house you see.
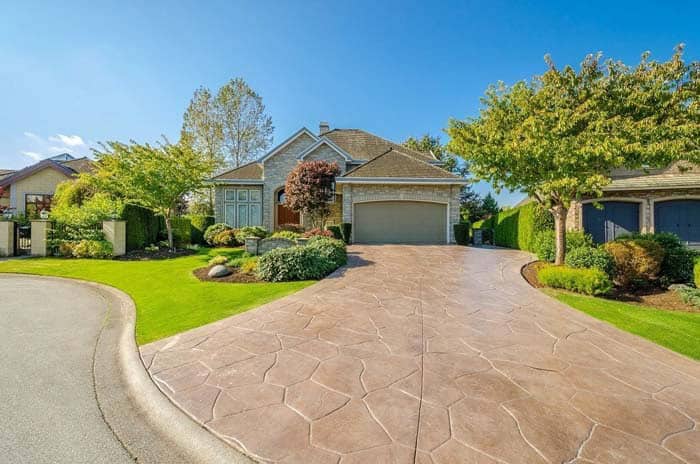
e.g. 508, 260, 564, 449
0, 154, 94, 217
210, 123, 467, 244
567, 161, 700, 246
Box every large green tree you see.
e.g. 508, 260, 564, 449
448, 46, 699, 264
93, 140, 214, 250
403, 134, 468, 176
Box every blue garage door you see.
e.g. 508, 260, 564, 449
583, 201, 640, 244
654, 200, 700, 246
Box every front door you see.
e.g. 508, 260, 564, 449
276, 189, 300, 227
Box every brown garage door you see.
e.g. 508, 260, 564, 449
354, 201, 447, 244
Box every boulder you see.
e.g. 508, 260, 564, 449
208, 264, 231, 278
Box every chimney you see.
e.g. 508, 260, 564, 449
319, 121, 330, 135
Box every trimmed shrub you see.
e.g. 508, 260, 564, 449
212, 229, 241, 247
277, 223, 304, 233
537, 265, 612, 296
271, 230, 301, 240
565, 246, 615, 275
695, 258, 700, 287
453, 223, 470, 245
70, 239, 114, 259
122, 204, 161, 251
257, 246, 335, 282
604, 239, 665, 288
340, 223, 352, 244
189, 215, 215, 245
208, 255, 229, 266
674, 285, 700, 307
303, 227, 334, 238
326, 225, 343, 240
617, 232, 695, 287
472, 202, 554, 251
307, 236, 347, 268
239, 257, 259, 275
533, 230, 592, 262
170, 217, 192, 246
234, 226, 268, 243
204, 223, 232, 246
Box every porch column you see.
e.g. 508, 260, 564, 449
30, 219, 50, 257
0, 221, 14, 257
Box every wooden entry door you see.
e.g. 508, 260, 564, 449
276, 189, 300, 227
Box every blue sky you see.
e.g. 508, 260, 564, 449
1, 0, 698, 205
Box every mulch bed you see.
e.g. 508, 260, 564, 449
193, 265, 261, 283
116, 248, 196, 261
521, 260, 699, 312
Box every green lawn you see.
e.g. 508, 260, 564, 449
0, 248, 313, 345
546, 289, 700, 360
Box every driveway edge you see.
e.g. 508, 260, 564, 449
7, 274, 253, 464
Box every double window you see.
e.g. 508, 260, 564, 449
224, 188, 262, 228
25, 194, 53, 218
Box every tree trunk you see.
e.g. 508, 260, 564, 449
165, 216, 174, 251
552, 204, 568, 265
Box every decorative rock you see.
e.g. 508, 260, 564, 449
208, 264, 231, 278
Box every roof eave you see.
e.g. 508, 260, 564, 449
336, 177, 468, 185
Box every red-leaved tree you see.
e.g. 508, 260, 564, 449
284, 160, 340, 228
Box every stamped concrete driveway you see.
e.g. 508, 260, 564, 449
142, 245, 700, 464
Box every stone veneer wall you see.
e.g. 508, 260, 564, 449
342, 184, 461, 243
567, 188, 700, 233
262, 133, 317, 230
302, 145, 347, 174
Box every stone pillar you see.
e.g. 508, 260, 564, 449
296, 237, 309, 246
0, 221, 14, 257
103, 220, 126, 256
244, 236, 260, 255
30, 220, 50, 257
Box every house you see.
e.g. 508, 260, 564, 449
567, 161, 700, 246
0, 154, 94, 217
209, 123, 468, 243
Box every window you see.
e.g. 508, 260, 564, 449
25, 194, 53, 218
223, 188, 262, 228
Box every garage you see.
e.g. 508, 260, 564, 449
353, 201, 447, 244
654, 200, 700, 246
583, 201, 640, 243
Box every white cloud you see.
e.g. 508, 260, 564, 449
49, 134, 85, 147
21, 151, 42, 161
23, 131, 41, 140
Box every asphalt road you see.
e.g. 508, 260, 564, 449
0, 276, 134, 463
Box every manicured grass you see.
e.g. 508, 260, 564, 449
0, 248, 313, 345
545, 289, 700, 360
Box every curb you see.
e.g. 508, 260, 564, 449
7, 274, 253, 464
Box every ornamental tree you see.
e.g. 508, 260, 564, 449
284, 160, 341, 228
448, 45, 699, 264
92, 139, 214, 250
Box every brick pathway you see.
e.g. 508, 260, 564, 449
141, 245, 700, 463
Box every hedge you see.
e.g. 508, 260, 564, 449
171, 217, 192, 246
121, 204, 161, 251
537, 264, 612, 296
188, 215, 215, 245
493, 202, 553, 252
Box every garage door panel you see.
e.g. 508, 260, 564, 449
354, 201, 446, 244
655, 200, 700, 246
583, 202, 639, 243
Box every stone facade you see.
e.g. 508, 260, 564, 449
342, 184, 461, 243
302, 145, 347, 174
567, 188, 700, 233
262, 133, 317, 230
214, 185, 264, 227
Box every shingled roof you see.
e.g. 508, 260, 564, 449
0, 157, 95, 188
324, 129, 437, 162
341, 148, 461, 179
211, 161, 264, 181
605, 172, 700, 191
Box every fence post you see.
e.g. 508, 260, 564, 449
0, 220, 14, 257
102, 220, 126, 256
30, 219, 50, 256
